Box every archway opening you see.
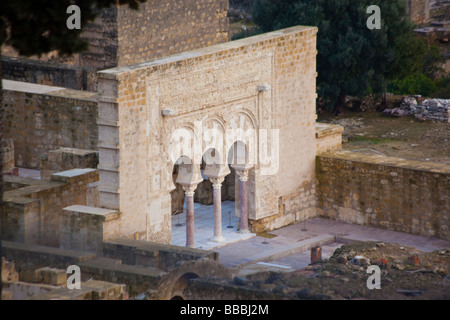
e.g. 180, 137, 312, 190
171, 272, 199, 298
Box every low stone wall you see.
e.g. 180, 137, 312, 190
316, 151, 450, 240
102, 238, 219, 271
316, 123, 344, 155
2, 169, 99, 247
60, 205, 120, 254
1, 241, 96, 271
40, 148, 99, 180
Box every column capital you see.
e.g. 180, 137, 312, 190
235, 169, 249, 182
209, 176, 225, 189
182, 184, 198, 197
231, 164, 253, 182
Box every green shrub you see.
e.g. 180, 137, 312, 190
388, 73, 438, 97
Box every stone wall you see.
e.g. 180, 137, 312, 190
97, 26, 318, 241
40, 148, 99, 180
2, 80, 98, 169
60, 205, 120, 254
316, 123, 344, 155
2, 0, 228, 76
405, 0, 430, 25
1, 56, 98, 91
316, 151, 450, 240
1, 139, 15, 172
2, 169, 99, 247
116, 0, 229, 66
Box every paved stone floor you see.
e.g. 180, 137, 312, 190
219, 217, 450, 275
171, 200, 255, 250
172, 202, 450, 275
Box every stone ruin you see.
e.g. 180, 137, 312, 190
383, 96, 450, 122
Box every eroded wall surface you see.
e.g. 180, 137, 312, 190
317, 151, 450, 240
2, 80, 98, 169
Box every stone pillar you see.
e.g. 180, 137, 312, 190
311, 246, 322, 264
182, 184, 198, 248
236, 170, 250, 233
210, 177, 225, 242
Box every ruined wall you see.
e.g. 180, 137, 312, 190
2, 80, 98, 169
116, 0, 229, 66
316, 151, 450, 240
405, 0, 430, 25
2, 169, 99, 247
60, 205, 120, 254
40, 148, 99, 180
1, 56, 98, 91
97, 26, 318, 240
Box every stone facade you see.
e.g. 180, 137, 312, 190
316, 151, 450, 240
2, 80, 98, 169
97, 26, 318, 242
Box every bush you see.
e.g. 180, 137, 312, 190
388, 73, 438, 97
431, 77, 450, 99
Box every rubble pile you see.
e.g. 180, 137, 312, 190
383, 97, 450, 122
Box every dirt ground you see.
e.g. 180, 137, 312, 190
247, 242, 450, 300
318, 108, 450, 164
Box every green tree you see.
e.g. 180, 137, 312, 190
252, 0, 428, 113
0, 0, 145, 300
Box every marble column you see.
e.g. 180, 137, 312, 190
236, 170, 250, 233
210, 176, 225, 242
182, 184, 198, 248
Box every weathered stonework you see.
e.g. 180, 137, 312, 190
316, 123, 344, 155
97, 26, 318, 242
316, 151, 450, 240
404, 0, 430, 25
40, 148, 99, 180
2, 169, 99, 247
116, 0, 229, 67
2, 80, 98, 169
60, 205, 120, 254
1, 139, 15, 172
1, 56, 98, 91
2, 0, 229, 89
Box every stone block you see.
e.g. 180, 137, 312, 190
36, 267, 67, 286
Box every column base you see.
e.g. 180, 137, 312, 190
239, 228, 250, 234
186, 244, 196, 249
211, 236, 225, 243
